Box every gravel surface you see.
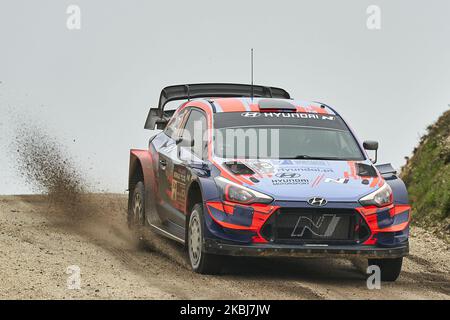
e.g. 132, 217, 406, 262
0, 194, 448, 300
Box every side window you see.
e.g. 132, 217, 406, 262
165, 108, 188, 138
181, 109, 208, 160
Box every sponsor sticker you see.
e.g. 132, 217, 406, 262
272, 178, 310, 185
241, 112, 335, 121
172, 165, 188, 203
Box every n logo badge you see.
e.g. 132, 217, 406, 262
291, 214, 341, 238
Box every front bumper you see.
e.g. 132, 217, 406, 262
204, 200, 411, 252
204, 239, 409, 259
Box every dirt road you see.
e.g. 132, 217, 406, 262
0, 194, 449, 300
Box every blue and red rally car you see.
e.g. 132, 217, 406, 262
128, 84, 410, 281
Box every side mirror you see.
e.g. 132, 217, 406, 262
176, 137, 194, 147
154, 118, 168, 130
363, 140, 379, 163
363, 140, 378, 150
177, 138, 198, 163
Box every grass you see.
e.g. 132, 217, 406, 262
400, 109, 450, 242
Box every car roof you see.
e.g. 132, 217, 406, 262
196, 97, 337, 115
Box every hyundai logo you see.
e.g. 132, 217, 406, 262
275, 172, 301, 178
241, 112, 260, 118
307, 197, 328, 207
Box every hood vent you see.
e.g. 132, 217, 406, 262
224, 162, 255, 175
356, 163, 378, 177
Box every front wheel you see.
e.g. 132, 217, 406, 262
368, 257, 403, 282
188, 204, 223, 274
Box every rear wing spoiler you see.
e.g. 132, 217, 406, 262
144, 83, 291, 129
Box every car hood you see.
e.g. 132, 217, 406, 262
218, 159, 384, 202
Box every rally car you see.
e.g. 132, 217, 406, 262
128, 83, 410, 281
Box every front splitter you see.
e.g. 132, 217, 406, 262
204, 239, 409, 259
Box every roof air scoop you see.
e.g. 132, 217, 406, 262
258, 99, 296, 112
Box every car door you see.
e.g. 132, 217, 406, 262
166, 108, 208, 226
155, 107, 188, 223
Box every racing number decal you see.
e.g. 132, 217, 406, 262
172, 164, 188, 206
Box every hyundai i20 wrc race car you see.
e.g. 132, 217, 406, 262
128, 83, 410, 281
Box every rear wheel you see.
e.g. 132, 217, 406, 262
188, 204, 223, 274
368, 257, 403, 282
128, 181, 145, 228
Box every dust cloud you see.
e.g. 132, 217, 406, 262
10, 122, 188, 267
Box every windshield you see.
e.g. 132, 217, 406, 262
213, 112, 364, 160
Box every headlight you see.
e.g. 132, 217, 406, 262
214, 176, 273, 204
359, 183, 393, 207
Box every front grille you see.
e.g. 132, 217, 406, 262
260, 208, 370, 245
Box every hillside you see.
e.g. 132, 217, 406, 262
401, 109, 450, 241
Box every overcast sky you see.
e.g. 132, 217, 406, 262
1, 0, 449, 194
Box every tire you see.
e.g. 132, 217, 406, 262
128, 181, 146, 229
368, 257, 403, 282
187, 204, 223, 274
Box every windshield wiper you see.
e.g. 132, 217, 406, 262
289, 155, 343, 160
